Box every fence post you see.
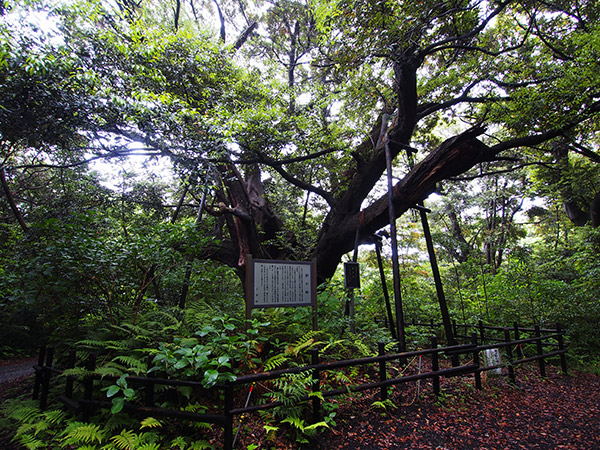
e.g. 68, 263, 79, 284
534, 325, 546, 378
431, 336, 440, 396
311, 349, 321, 424
145, 355, 155, 407
223, 383, 234, 450
556, 323, 568, 375
470, 333, 481, 390
478, 320, 485, 343
39, 347, 54, 410
503, 328, 515, 384
65, 350, 76, 399
513, 322, 524, 359
82, 354, 96, 421
33, 345, 46, 401
378, 343, 387, 401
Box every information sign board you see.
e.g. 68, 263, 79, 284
245, 255, 317, 330
249, 258, 315, 308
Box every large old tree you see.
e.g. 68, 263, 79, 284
2, 0, 600, 283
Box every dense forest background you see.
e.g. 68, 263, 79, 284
2, 0, 600, 368
3, 0, 600, 447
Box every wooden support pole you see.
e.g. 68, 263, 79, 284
385, 135, 406, 352
503, 328, 515, 384
82, 354, 97, 421
378, 342, 388, 401
145, 355, 155, 407
471, 333, 481, 390
431, 336, 440, 396
39, 347, 54, 410
556, 323, 568, 375
535, 325, 546, 378
419, 206, 456, 356
33, 345, 46, 401
65, 350, 76, 399
311, 349, 321, 423
513, 322, 524, 359
375, 242, 397, 340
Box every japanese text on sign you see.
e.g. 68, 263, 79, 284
253, 261, 313, 307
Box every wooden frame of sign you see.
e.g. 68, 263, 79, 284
245, 254, 318, 331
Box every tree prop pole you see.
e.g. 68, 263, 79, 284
375, 240, 397, 340
179, 169, 210, 309
385, 134, 406, 351
418, 204, 456, 349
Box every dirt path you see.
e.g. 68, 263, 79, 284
0, 358, 36, 386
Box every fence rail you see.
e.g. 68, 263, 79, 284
32, 322, 567, 450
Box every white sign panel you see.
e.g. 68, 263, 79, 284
252, 259, 314, 307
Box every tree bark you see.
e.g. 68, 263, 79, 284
0, 168, 28, 234
313, 127, 496, 281
447, 209, 470, 263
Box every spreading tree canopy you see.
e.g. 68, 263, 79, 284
2, 0, 600, 283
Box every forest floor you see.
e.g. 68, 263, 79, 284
237, 364, 600, 450
1, 361, 599, 449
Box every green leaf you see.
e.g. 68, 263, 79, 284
202, 369, 219, 387
106, 385, 120, 398
111, 397, 125, 414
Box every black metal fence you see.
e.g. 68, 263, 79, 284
32, 322, 567, 450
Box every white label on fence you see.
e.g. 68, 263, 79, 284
253, 260, 313, 307
483, 349, 502, 376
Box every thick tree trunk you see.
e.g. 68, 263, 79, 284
313, 127, 496, 281
448, 209, 470, 263
554, 139, 590, 226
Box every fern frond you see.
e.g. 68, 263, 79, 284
111, 323, 144, 336
308, 391, 324, 401
60, 422, 104, 446
384, 341, 397, 352
285, 331, 322, 356
113, 355, 147, 373
133, 334, 154, 344
140, 417, 162, 429
320, 339, 346, 354
95, 365, 126, 378
281, 416, 305, 429
263, 425, 279, 434
62, 367, 89, 378
169, 435, 188, 450
264, 353, 289, 372
104, 414, 138, 433
104, 339, 131, 350
9, 406, 40, 423
76, 339, 108, 348
13, 433, 45, 450
347, 335, 373, 357
16, 423, 38, 436
296, 330, 319, 345
182, 403, 208, 414
137, 443, 160, 450
187, 439, 214, 450
110, 429, 137, 450
303, 421, 329, 431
